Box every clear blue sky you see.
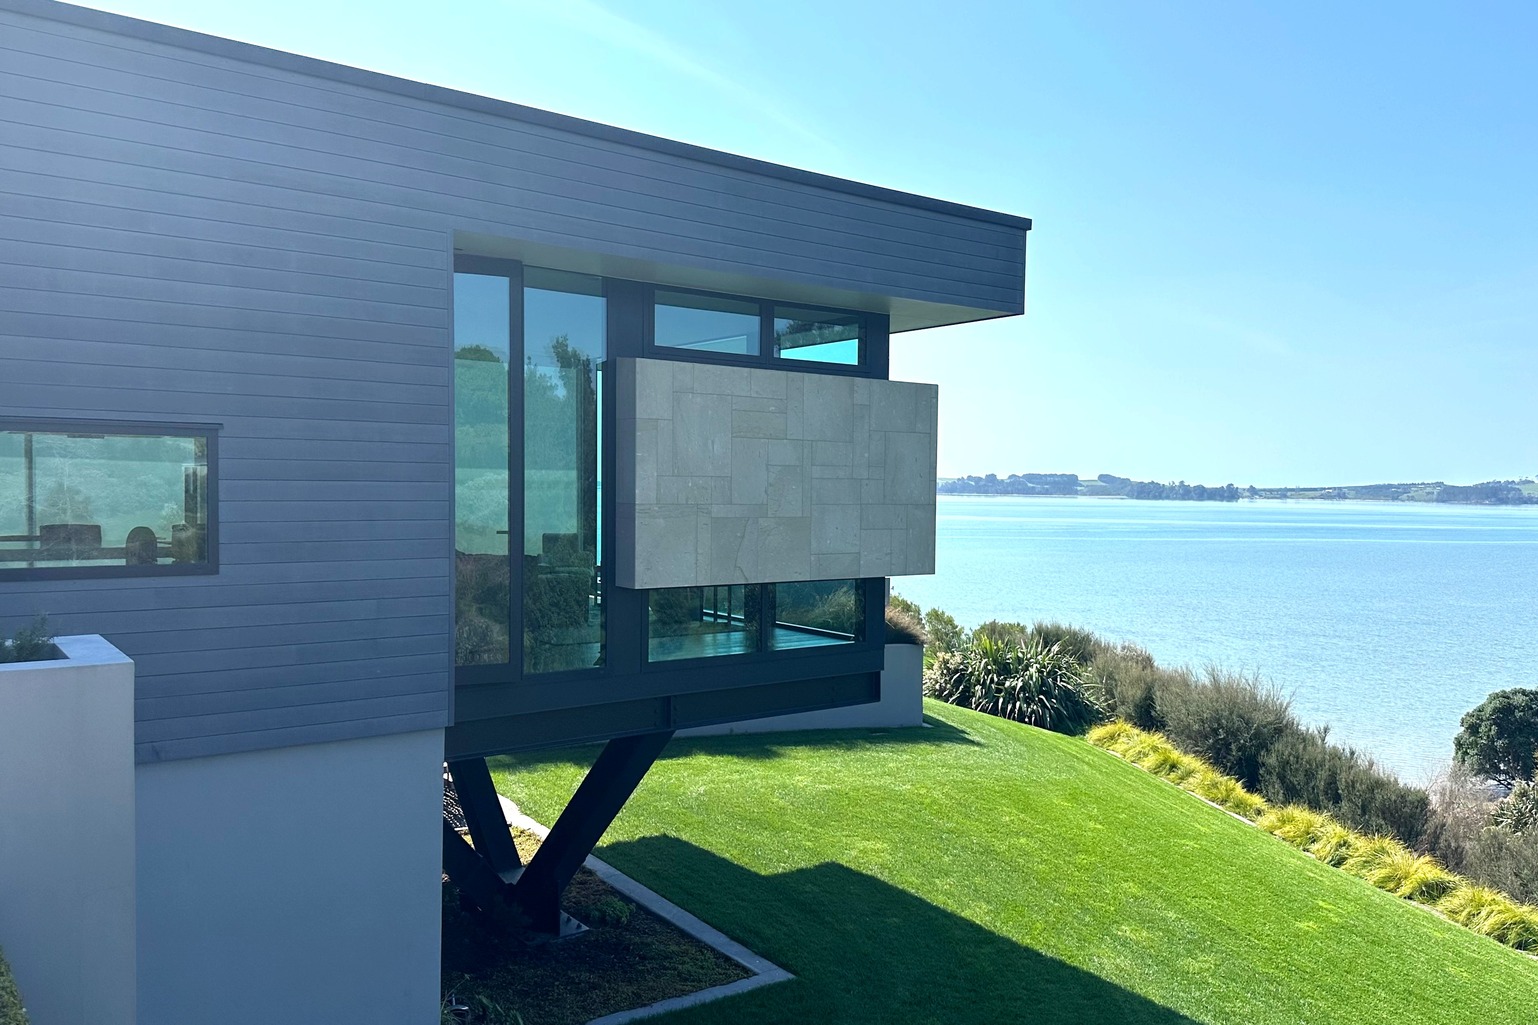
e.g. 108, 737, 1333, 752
88, 0, 1538, 486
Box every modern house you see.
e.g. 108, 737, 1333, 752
0, 1, 1030, 1021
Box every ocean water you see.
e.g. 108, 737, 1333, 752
895, 496, 1538, 783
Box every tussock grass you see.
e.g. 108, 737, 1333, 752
1086, 721, 1137, 749
1189, 771, 1269, 820
1259, 805, 1334, 848
1308, 823, 1358, 867
1352, 847, 1460, 903
1437, 886, 1538, 950
1341, 835, 1411, 877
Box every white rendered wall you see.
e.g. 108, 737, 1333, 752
135, 728, 445, 1025
0, 635, 136, 1025
680, 643, 925, 736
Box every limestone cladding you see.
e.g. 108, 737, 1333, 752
615, 357, 938, 588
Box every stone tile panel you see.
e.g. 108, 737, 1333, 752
616, 357, 937, 588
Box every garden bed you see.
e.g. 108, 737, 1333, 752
441, 829, 750, 1024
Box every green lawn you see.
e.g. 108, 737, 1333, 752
492, 701, 1538, 1024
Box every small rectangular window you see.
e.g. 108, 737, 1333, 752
773, 307, 862, 366
771, 579, 864, 649
655, 291, 761, 356
648, 584, 760, 661
0, 424, 214, 575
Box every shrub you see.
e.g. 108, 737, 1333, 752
884, 604, 927, 646
1026, 622, 1103, 667
1258, 727, 1430, 846
1088, 644, 1169, 730
583, 896, 634, 928
923, 637, 1105, 735
0, 947, 25, 1025
0, 615, 53, 665
1493, 779, 1538, 836
922, 608, 967, 654
1158, 669, 1294, 790
1454, 688, 1538, 786
887, 592, 923, 621
972, 620, 1030, 648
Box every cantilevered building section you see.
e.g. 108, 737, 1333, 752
0, 1, 1030, 1021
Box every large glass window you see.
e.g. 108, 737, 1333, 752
646, 580, 863, 661
648, 585, 760, 662
523, 269, 605, 674
654, 291, 760, 355
454, 273, 511, 666
0, 426, 211, 572
774, 307, 862, 366
770, 579, 864, 649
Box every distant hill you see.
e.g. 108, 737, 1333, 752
937, 473, 1538, 505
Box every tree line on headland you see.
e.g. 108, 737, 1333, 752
937, 472, 1538, 505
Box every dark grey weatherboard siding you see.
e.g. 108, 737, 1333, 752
0, 0, 1028, 763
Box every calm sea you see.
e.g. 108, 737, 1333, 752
895, 496, 1538, 782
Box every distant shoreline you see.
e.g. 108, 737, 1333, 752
938, 473, 1538, 506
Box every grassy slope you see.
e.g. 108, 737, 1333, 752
492, 701, 1538, 1025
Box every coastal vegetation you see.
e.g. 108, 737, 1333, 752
898, 595, 1538, 908
938, 471, 1538, 504
494, 702, 1538, 1024
0, 948, 25, 1025
1454, 688, 1538, 786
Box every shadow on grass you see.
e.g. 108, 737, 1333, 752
594, 835, 1199, 1025
491, 713, 982, 774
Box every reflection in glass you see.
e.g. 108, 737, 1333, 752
524, 269, 605, 673
770, 579, 864, 649
648, 585, 760, 661
774, 307, 862, 365
454, 273, 511, 666
655, 291, 760, 355
0, 429, 209, 570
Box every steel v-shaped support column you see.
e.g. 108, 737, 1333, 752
511, 730, 674, 933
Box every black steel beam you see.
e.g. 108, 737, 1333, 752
512, 729, 674, 932
447, 757, 521, 877
442, 818, 511, 916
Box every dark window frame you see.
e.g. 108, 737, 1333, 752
0, 416, 220, 581
641, 577, 883, 670
644, 284, 880, 378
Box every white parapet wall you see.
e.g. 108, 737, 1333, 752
680, 643, 925, 736
0, 635, 137, 1025
134, 726, 446, 1025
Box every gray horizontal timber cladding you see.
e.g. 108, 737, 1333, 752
0, 34, 1027, 256
0, 24, 1028, 262
0, 7, 1025, 314
616, 359, 939, 588
0, 73, 1022, 297
0, 0, 1023, 763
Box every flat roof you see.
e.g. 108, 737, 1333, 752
10, 0, 1032, 234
